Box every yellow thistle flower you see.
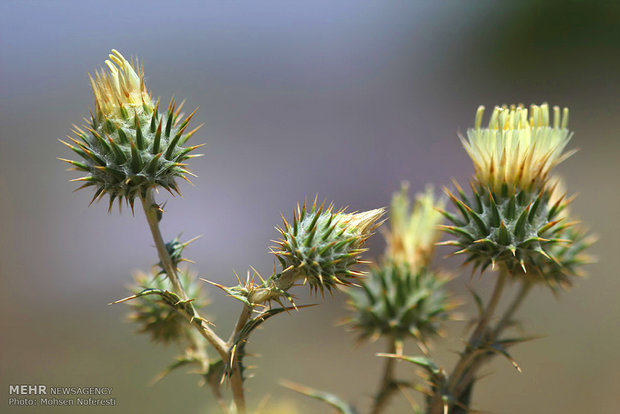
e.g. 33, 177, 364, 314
271, 201, 385, 294
338, 208, 387, 237
385, 184, 444, 270
89, 49, 153, 121
347, 184, 453, 345
461, 103, 574, 194
61, 49, 203, 207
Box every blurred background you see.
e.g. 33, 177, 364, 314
1, 1, 619, 413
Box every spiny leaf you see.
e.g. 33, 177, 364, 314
151, 356, 201, 384
280, 380, 358, 414
377, 353, 444, 379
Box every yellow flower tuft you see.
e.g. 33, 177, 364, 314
89, 49, 153, 120
385, 184, 444, 270
461, 103, 574, 194
338, 208, 386, 237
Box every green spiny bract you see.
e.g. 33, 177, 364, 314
156, 236, 199, 276
512, 225, 595, 290
128, 270, 207, 345
60, 50, 203, 209
440, 103, 593, 284
347, 186, 453, 345
271, 201, 384, 294
441, 181, 572, 277
347, 262, 453, 344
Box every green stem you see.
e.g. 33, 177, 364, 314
370, 338, 398, 414
141, 189, 184, 296
228, 306, 251, 414
226, 269, 301, 414
207, 381, 230, 414
230, 367, 246, 414
428, 269, 507, 414
493, 281, 532, 336
467, 269, 507, 348
140, 189, 228, 359
453, 280, 533, 402
228, 305, 253, 347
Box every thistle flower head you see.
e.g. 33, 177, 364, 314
272, 200, 384, 294
386, 184, 444, 270
60, 49, 203, 209
508, 178, 595, 289
128, 270, 207, 345
462, 104, 573, 194
89, 50, 153, 121
441, 104, 593, 285
348, 185, 453, 344
347, 262, 454, 344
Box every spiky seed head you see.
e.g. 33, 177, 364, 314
506, 178, 595, 289
441, 174, 593, 286
128, 270, 207, 345
90, 49, 153, 122
440, 103, 592, 283
61, 50, 203, 208
517, 224, 595, 290
462, 103, 573, 195
386, 184, 444, 270
347, 262, 454, 344
348, 185, 453, 344
155, 236, 195, 275
272, 200, 384, 294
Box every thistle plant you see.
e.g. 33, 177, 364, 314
60, 51, 593, 414
428, 104, 594, 414
346, 186, 454, 352
350, 186, 455, 414
284, 186, 455, 413
61, 50, 384, 414
282, 104, 593, 414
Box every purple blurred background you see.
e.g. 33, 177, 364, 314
1, 1, 619, 413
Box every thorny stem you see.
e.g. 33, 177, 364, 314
230, 366, 246, 414
227, 305, 249, 414
227, 305, 255, 414
141, 189, 238, 411
466, 269, 507, 350
370, 338, 399, 414
453, 280, 533, 404
226, 269, 301, 414
208, 381, 231, 414
228, 305, 253, 346
493, 281, 532, 336
140, 189, 228, 360
141, 189, 184, 296
428, 269, 507, 414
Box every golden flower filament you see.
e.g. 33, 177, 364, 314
89, 49, 153, 120
386, 185, 444, 270
462, 103, 573, 194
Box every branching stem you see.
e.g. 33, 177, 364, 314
140, 189, 228, 360
226, 269, 301, 414
428, 269, 507, 414
228, 305, 251, 414
371, 338, 398, 414
494, 281, 532, 336
453, 280, 533, 401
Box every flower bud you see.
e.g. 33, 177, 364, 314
60, 50, 203, 209
271, 200, 384, 294
462, 104, 573, 195
441, 104, 592, 283
128, 270, 207, 345
348, 186, 454, 343
386, 184, 444, 270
